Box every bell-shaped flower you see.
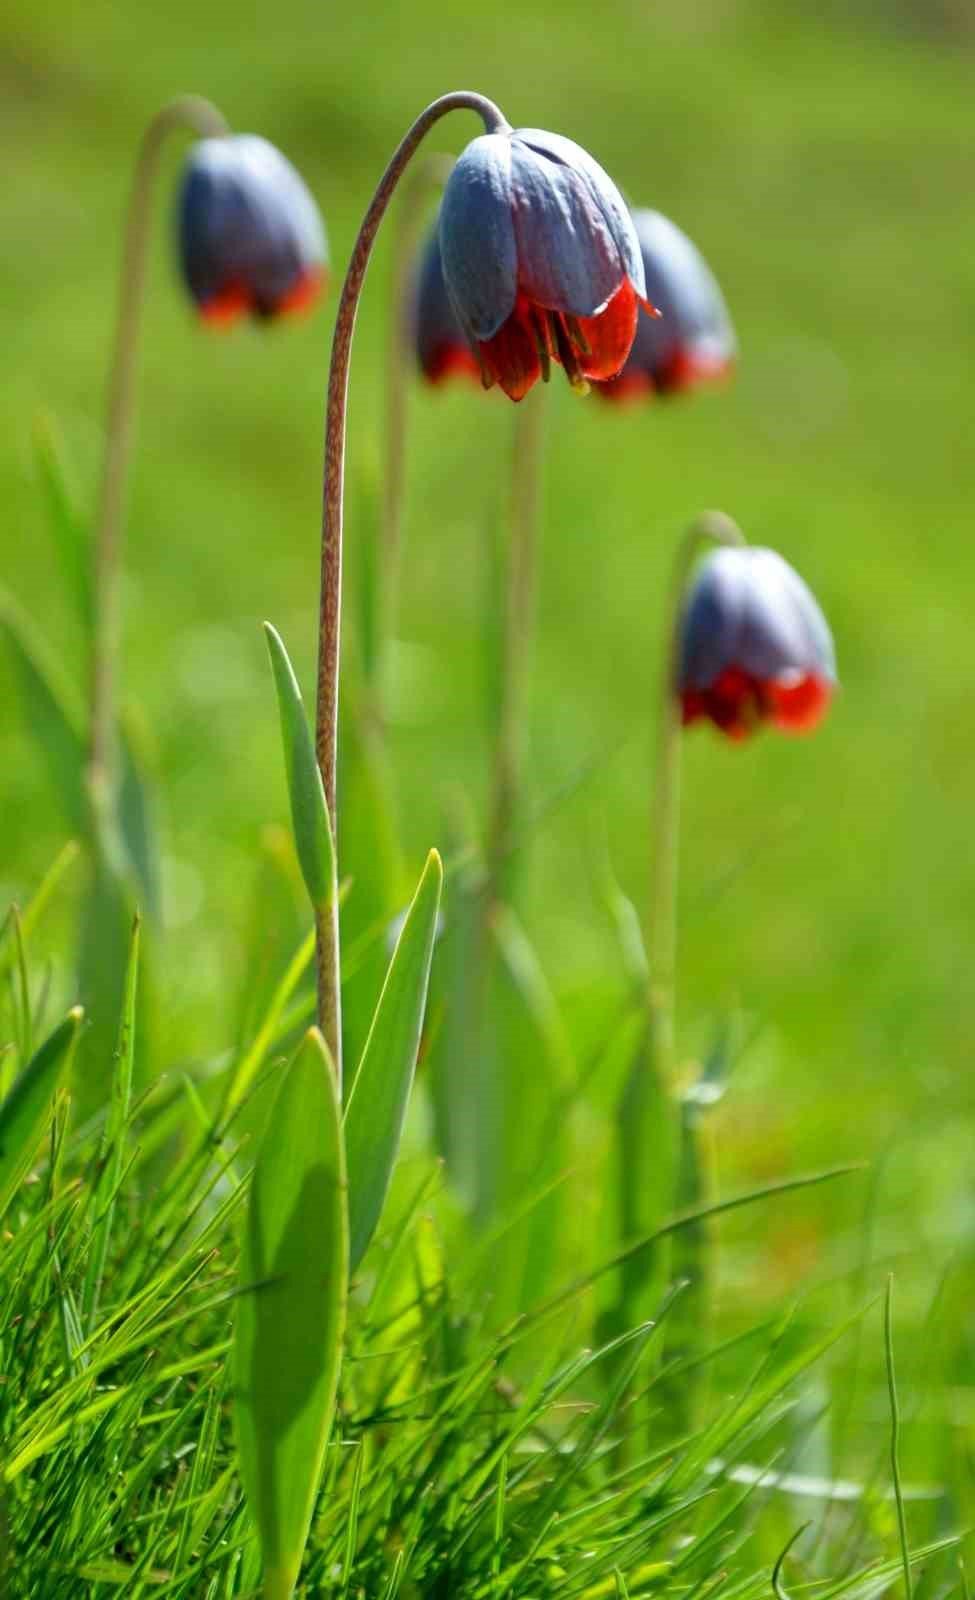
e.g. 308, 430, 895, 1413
412, 222, 481, 386
598, 209, 736, 402
439, 127, 655, 401
679, 547, 836, 739
178, 135, 328, 325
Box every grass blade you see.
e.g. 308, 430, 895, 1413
234, 1026, 348, 1600
0, 1008, 83, 1221
885, 1275, 913, 1600
82, 915, 139, 1328
344, 849, 443, 1271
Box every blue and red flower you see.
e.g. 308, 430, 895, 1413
678, 547, 836, 739
178, 135, 327, 325
439, 128, 656, 401
597, 209, 736, 403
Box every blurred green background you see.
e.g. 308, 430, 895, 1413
2, 0, 974, 1411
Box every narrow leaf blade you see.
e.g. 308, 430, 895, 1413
83, 916, 140, 1328
32, 412, 93, 635
344, 849, 443, 1271
234, 1028, 348, 1600
0, 1009, 84, 1221
263, 622, 335, 916
0, 590, 86, 832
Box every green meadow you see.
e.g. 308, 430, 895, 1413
1, 0, 973, 1591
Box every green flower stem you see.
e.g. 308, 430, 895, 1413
612, 510, 745, 1434
88, 95, 229, 808
486, 386, 546, 906
646, 508, 746, 1075
314, 91, 510, 1071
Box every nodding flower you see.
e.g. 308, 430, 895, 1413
178, 135, 327, 325
439, 127, 656, 401
598, 209, 736, 402
412, 221, 481, 386
678, 547, 836, 739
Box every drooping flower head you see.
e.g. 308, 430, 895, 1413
598, 209, 736, 403
178, 135, 328, 325
412, 221, 481, 386
679, 547, 836, 739
439, 127, 656, 401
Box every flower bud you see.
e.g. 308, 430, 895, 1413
679, 547, 836, 738
178, 134, 327, 325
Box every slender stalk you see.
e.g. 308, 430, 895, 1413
612, 509, 745, 1438
88, 95, 229, 807
646, 508, 746, 1077
486, 387, 546, 904
314, 91, 510, 1079
380, 151, 454, 689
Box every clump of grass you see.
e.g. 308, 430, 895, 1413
0, 904, 961, 1595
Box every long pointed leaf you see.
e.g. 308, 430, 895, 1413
32, 412, 93, 635
0, 589, 86, 832
234, 1027, 348, 1600
263, 623, 335, 918
0, 1009, 83, 1221
344, 849, 443, 1272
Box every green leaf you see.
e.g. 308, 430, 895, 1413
426, 860, 486, 1211
0, 1009, 83, 1222
234, 1028, 348, 1600
263, 622, 335, 917
344, 849, 443, 1272
0, 588, 86, 833
32, 412, 93, 636
485, 903, 573, 1315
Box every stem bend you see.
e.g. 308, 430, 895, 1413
313, 91, 509, 1074
89, 95, 229, 798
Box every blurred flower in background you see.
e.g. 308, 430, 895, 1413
679, 546, 836, 738
439, 127, 656, 400
597, 209, 736, 402
178, 134, 328, 324
412, 220, 480, 386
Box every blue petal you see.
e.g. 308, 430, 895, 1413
503, 137, 621, 318
439, 134, 518, 342
514, 128, 646, 302
679, 551, 749, 690
743, 549, 837, 681
680, 548, 836, 689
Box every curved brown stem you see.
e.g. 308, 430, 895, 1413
89, 94, 229, 805
314, 91, 509, 1080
